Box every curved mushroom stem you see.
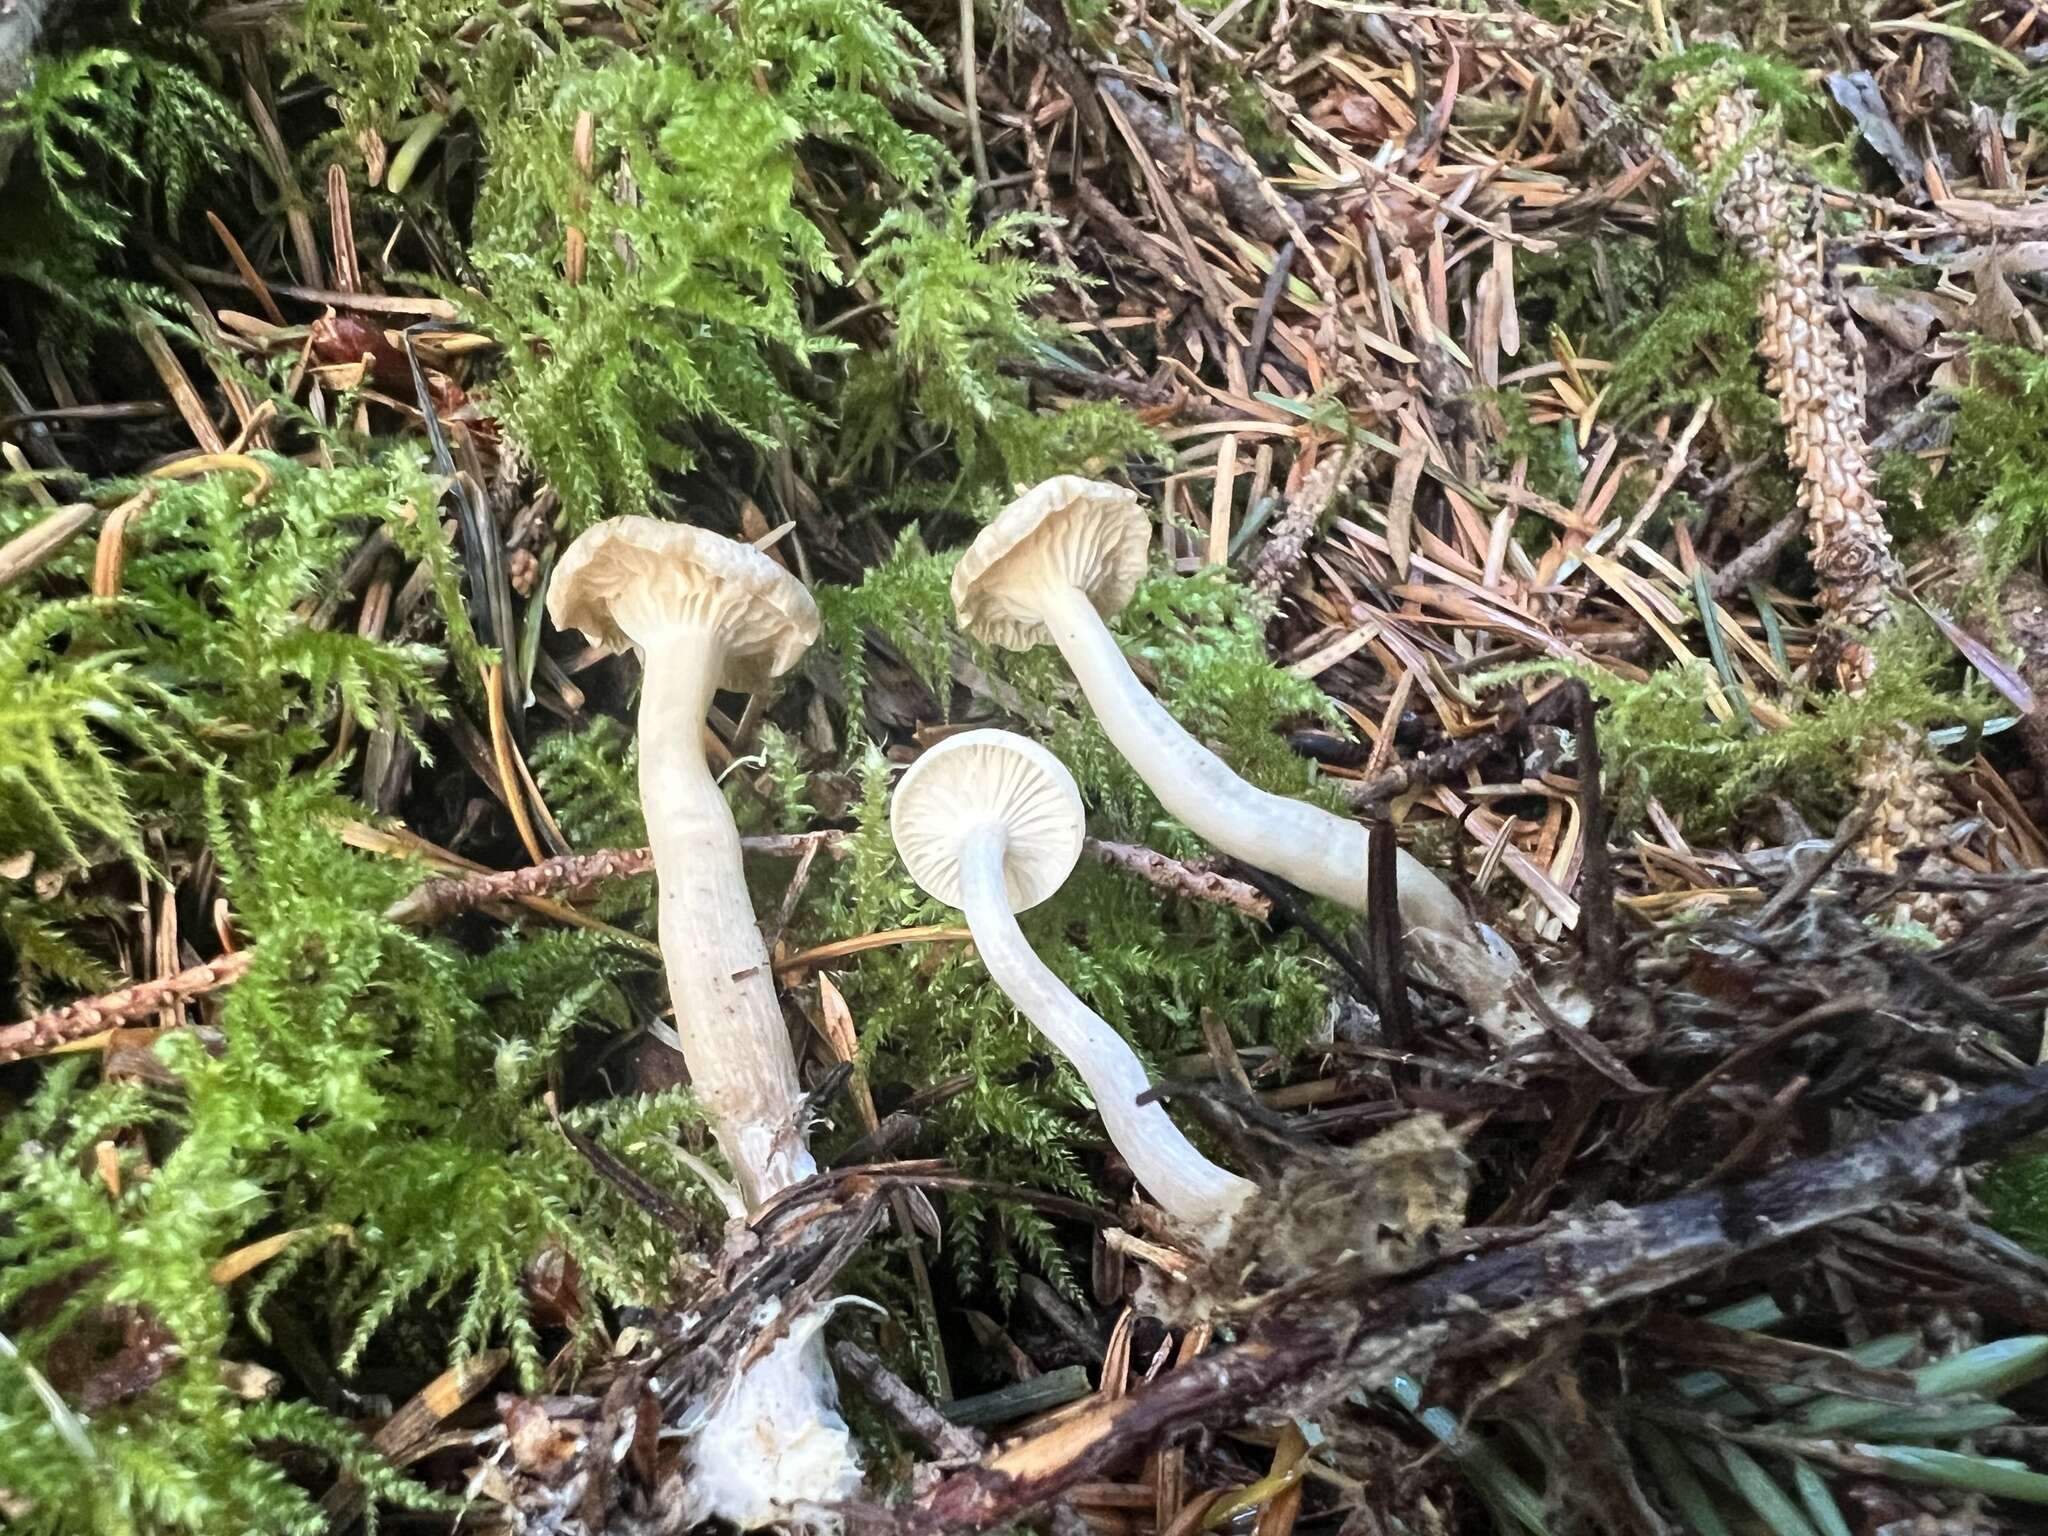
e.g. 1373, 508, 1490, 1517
957, 819, 1257, 1246
640, 628, 813, 1208
1034, 581, 1525, 1034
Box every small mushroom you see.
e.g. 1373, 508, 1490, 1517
951, 477, 1527, 1037
892, 729, 1258, 1248
549, 517, 857, 1526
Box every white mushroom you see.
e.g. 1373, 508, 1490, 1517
549, 517, 857, 1527
951, 476, 1528, 1038
891, 729, 1258, 1248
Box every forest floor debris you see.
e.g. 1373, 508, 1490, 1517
3, 1, 2048, 1533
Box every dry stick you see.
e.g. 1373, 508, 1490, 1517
179, 264, 458, 318
0, 501, 96, 589
1097, 79, 1305, 247
1361, 809, 1415, 1046
1707, 510, 1802, 600
1085, 839, 1271, 921
1335, 729, 1497, 808
0, 950, 255, 1064
912, 1062, 2048, 1532
832, 1340, 986, 1462
124, 301, 225, 454
958, 0, 990, 189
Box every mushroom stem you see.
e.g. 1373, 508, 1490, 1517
640, 628, 812, 1209
955, 819, 1257, 1243
548, 518, 857, 1527
1034, 580, 1522, 1029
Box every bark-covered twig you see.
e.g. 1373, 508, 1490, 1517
1085, 839, 1271, 921
1334, 731, 1498, 808
0, 835, 845, 1062
911, 1063, 2048, 1531
1707, 510, 1802, 600
1573, 683, 1618, 990
832, 1341, 986, 1462
0, 950, 253, 1063
381, 845, 657, 927
1097, 78, 1305, 246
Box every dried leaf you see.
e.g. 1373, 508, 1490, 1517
1844, 285, 1959, 352
1826, 72, 1921, 187
1916, 598, 2040, 713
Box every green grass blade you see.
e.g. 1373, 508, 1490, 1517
1717, 1443, 1821, 1536
1692, 566, 1755, 729
1701, 1294, 1786, 1333
1855, 1444, 2048, 1504
1853, 1402, 2018, 1441
1635, 1425, 1733, 1536
1800, 1337, 2048, 1433
1690, 1333, 1916, 1418
1385, 1377, 1552, 1536
1790, 1458, 1852, 1536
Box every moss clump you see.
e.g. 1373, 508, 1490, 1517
0, 457, 716, 1531
1492, 621, 1989, 838
1983, 1152, 2048, 1256
0, 29, 247, 339
1919, 343, 2048, 573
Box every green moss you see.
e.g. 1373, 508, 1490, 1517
1605, 258, 1780, 447
1486, 390, 1585, 508
0, 26, 248, 338
1984, 1152, 2048, 1256
1647, 43, 1837, 154
1510, 235, 1662, 349
1920, 343, 2048, 573
459, 4, 936, 527
0, 437, 720, 1526
1489, 620, 1989, 837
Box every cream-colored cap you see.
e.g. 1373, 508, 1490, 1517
890, 730, 1085, 912
548, 517, 819, 691
951, 477, 1150, 651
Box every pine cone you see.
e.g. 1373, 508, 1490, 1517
1694, 89, 1895, 691
1696, 88, 1962, 931
1855, 722, 1961, 937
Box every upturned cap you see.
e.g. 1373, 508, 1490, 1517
891, 730, 1085, 912
951, 477, 1150, 651
548, 517, 820, 692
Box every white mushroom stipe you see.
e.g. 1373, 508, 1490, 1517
549, 517, 857, 1526
678, 1305, 857, 1531
893, 731, 1258, 1248
952, 477, 1528, 1039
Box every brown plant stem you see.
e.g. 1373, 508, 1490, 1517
0, 950, 254, 1063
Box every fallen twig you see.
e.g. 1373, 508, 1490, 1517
0, 835, 845, 1062
1085, 839, 1271, 920
832, 1340, 985, 1461
912, 1063, 2048, 1530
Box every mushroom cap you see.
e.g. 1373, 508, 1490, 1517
548, 517, 819, 691
891, 729, 1085, 913
951, 477, 1150, 651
